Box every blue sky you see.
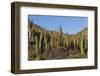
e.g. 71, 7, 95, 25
28, 15, 88, 34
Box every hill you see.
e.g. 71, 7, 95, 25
28, 21, 88, 60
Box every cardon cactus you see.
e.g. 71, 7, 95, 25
39, 31, 43, 53
35, 35, 39, 54
44, 34, 48, 53
80, 34, 85, 55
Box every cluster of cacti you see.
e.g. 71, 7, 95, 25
28, 21, 88, 60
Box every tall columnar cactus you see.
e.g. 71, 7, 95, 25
57, 33, 60, 47
51, 33, 54, 48
68, 36, 71, 48
31, 30, 35, 42
36, 35, 39, 54
80, 34, 85, 55
84, 32, 87, 51
57, 33, 59, 47
66, 39, 68, 48
76, 35, 79, 48
45, 38, 48, 53
65, 36, 69, 48
58, 25, 63, 46
73, 37, 76, 49
39, 31, 43, 53
63, 37, 66, 47
44, 34, 48, 53
28, 21, 32, 40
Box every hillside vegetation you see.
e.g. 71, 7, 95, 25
28, 21, 88, 60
